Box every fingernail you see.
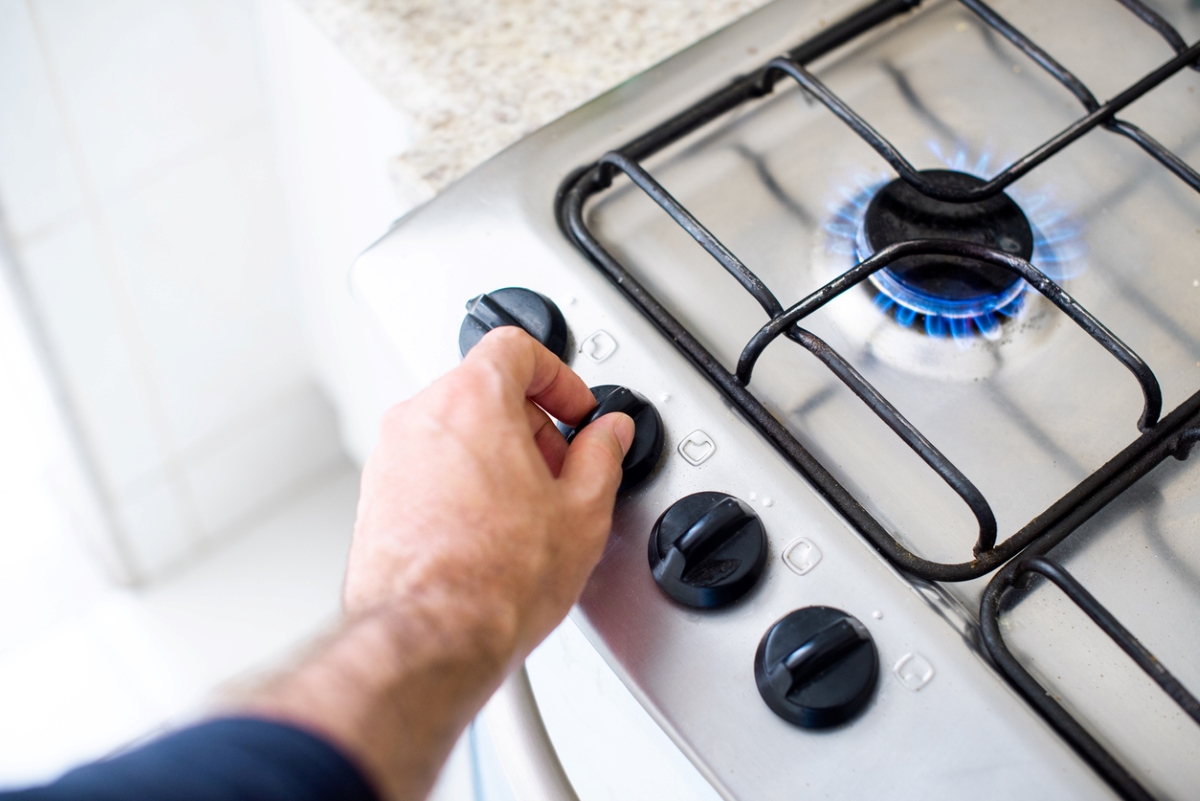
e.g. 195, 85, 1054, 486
614, 413, 635, 455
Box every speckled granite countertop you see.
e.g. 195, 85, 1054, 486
296, 0, 771, 193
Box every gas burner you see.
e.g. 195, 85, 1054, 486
860, 170, 1032, 339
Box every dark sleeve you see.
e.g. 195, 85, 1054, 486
0, 717, 380, 801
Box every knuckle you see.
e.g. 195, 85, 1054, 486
379, 400, 411, 436
454, 360, 505, 400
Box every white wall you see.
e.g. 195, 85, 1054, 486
256, 0, 421, 465
0, 0, 347, 582
0, 3, 479, 795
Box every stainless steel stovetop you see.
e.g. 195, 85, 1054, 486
353, 1, 1200, 798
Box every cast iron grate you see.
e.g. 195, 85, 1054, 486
555, 1, 1200, 799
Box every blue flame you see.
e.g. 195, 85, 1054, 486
822, 142, 1085, 344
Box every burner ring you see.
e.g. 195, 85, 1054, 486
863, 170, 1033, 323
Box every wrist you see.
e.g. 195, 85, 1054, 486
239, 592, 520, 801
365, 583, 521, 679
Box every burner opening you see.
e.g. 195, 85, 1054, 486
862, 170, 1033, 337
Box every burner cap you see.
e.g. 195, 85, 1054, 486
863, 170, 1032, 319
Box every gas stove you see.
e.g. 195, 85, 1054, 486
352, 1, 1200, 798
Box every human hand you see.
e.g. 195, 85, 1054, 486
344, 326, 635, 665
241, 327, 632, 801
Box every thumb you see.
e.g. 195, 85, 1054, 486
559, 412, 635, 511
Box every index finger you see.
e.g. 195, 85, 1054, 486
465, 327, 596, 425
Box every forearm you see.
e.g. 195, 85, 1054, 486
242, 590, 518, 801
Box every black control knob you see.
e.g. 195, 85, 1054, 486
755, 607, 878, 729
648, 492, 766, 609
565, 385, 664, 492
459, 288, 569, 361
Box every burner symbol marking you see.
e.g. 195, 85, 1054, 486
580, 330, 618, 362
894, 652, 936, 691
678, 430, 716, 466
782, 537, 822, 575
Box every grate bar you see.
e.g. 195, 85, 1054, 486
763, 39, 1200, 204
1174, 427, 1200, 460
595, 157, 1003, 554
599, 152, 783, 316
1022, 557, 1200, 725
737, 239, 1162, 432
980, 551, 1200, 801
958, 0, 1099, 110
560, 0, 1200, 584
616, 0, 923, 167
1112, 0, 1199, 69
959, 0, 1200, 196
1108, 120, 1200, 193
783, 324, 998, 553
564, 158, 1200, 583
